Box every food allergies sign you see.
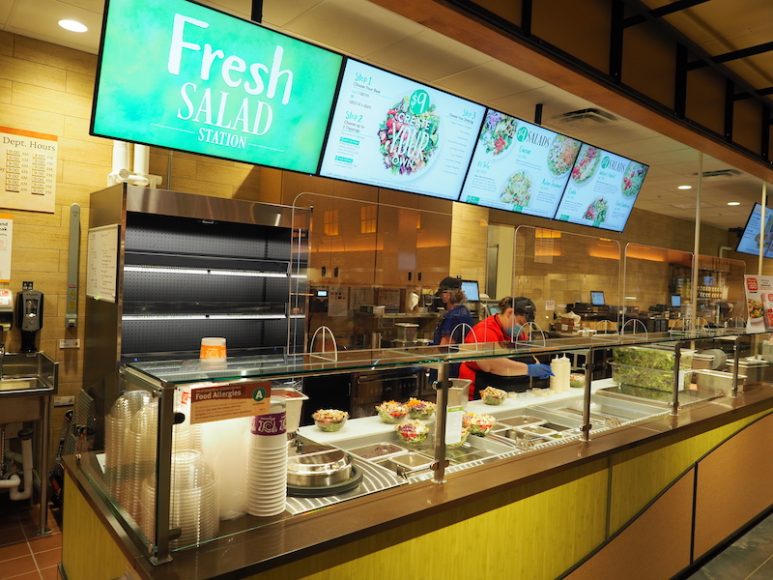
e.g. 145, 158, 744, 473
92, 0, 343, 173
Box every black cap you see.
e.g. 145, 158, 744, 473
513, 297, 536, 321
438, 276, 462, 291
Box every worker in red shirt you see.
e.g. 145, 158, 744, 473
459, 296, 552, 399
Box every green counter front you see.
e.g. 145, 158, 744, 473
62, 384, 772, 579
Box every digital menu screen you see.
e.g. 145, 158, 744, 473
554, 144, 649, 232
92, 0, 343, 173
736, 203, 773, 258
319, 60, 485, 200
459, 110, 581, 218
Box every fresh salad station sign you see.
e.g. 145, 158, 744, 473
92, 0, 343, 173
460, 110, 581, 219
319, 60, 485, 200
92, 0, 650, 231
554, 145, 648, 232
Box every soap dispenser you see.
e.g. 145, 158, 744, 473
16, 282, 44, 353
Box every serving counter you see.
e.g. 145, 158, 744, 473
61, 330, 773, 579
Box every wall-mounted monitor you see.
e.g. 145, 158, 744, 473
319, 59, 485, 200
590, 290, 606, 306
735, 203, 773, 258
670, 294, 681, 308
459, 109, 582, 219
554, 144, 649, 232
91, 0, 343, 173
461, 280, 480, 301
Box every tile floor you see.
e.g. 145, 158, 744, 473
689, 512, 773, 580
0, 505, 60, 580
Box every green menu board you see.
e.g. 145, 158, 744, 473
92, 0, 343, 173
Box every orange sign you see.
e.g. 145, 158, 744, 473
189, 381, 271, 425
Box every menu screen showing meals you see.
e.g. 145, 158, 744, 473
554, 144, 648, 232
460, 110, 581, 218
736, 204, 773, 258
319, 60, 485, 200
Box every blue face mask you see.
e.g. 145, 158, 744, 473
506, 323, 523, 340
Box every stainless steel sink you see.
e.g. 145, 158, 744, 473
0, 352, 57, 423
0, 376, 50, 393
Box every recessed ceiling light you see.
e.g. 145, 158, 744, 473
727, 201, 740, 206
677, 185, 692, 190
59, 19, 88, 33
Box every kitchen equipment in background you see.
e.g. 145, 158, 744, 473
443, 378, 471, 408
695, 348, 728, 370
350, 368, 422, 419
0, 289, 13, 338
273, 387, 309, 436
393, 322, 419, 347
16, 282, 43, 353
726, 357, 767, 383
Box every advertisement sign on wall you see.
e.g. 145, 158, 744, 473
554, 144, 648, 232
460, 110, 581, 219
92, 0, 343, 173
320, 60, 485, 200
743, 275, 773, 333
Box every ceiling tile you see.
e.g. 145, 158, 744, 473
5, 0, 101, 53
369, 28, 490, 83
433, 59, 547, 103
57, 0, 102, 12
283, 0, 423, 58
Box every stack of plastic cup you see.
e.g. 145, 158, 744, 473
247, 401, 288, 517
141, 450, 219, 548
124, 400, 159, 526
105, 390, 152, 504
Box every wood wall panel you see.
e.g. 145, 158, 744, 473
623, 21, 677, 109
693, 413, 773, 559
607, 412, 765, 533
568, 469, 694, 580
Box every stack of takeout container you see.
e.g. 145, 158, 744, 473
141, 449, 219, 548
247, 401, 287, 517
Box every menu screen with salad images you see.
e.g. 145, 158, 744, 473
554, 144, 649, 232
319, 60, 485, 200
460, 109, 582, 218
736, 203, 773, 258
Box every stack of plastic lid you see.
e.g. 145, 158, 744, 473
247, 401, 287, 517
141, 450, 219, 548
105, 390, 152, 505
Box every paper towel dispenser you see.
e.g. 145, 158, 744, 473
0, 289, 13, 333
